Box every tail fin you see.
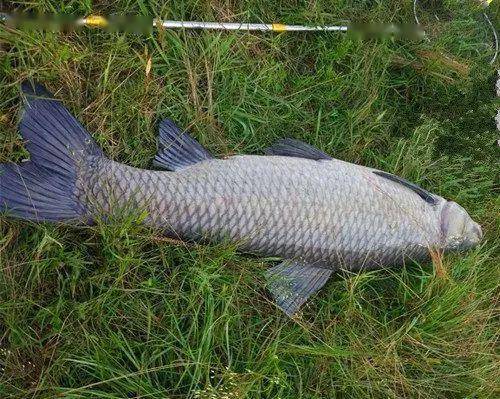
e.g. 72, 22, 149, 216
0, 81, 103, 221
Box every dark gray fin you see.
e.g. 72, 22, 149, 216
373, 171, 438, 205
19, 81, 103, 174
0, 163, 86, 221
1, 81, 103, 221
153, 119, 213, 171
265, 261, 332, 317
264, 138, 332, 160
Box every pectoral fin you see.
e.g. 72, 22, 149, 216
265, 261, 332, 316
373, 170, 438, 205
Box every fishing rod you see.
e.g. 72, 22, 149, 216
81, 15, 349, 32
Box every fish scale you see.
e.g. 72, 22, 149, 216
76, 155, 441, 270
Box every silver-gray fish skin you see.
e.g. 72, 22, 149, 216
79, 154, 446, 270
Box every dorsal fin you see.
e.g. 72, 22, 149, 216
264, 138, 332, 160
373, 171, 438, 205
153, 119, 213, 171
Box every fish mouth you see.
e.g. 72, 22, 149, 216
439, 201, 483, 249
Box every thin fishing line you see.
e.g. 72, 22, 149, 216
413, 0, 498, 64
483, 12, 498, 64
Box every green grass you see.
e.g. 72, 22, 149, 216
0, 1, 499, 398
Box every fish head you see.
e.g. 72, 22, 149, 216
440, 200, 482, 251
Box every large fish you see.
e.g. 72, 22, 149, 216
0, 82, 482, 315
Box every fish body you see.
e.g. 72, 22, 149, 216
0, 83, 482, 315
79, 155, 442, 270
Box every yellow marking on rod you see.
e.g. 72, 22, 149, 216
272, 23, 287, 32
84, 15, 108, 28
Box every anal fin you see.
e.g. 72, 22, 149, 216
265, 261, 332, 316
